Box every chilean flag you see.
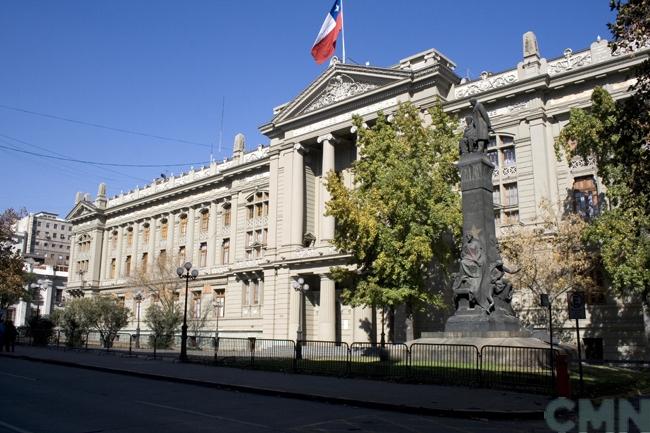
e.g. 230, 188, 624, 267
311, 0, 343, 64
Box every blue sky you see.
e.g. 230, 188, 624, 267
0, 1, 615, 217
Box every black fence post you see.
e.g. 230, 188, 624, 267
153, 336, 157, 360
248, 337, 256, 368
346, 345, 351, 377
56, 330, 60, 349
477, 346, 483, 388
85, 332, 89, 350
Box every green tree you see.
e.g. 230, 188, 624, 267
52, 297, 95, 347
325, 102, 462, 336
87, 296, 130, 348
0, 208, 31, 315
555, 2, 650, 304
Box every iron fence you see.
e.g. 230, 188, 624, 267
480, 345, 556, 394
295, 340, 350, 376
349, 342, 409, 379
410, 343, 480, 386
13, 329, 560, 394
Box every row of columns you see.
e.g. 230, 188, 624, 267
101, 200, 235, 280
289, 132, 342, 341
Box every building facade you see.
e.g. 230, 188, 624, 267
66, 33, 649, 359
13, 211, 72, 268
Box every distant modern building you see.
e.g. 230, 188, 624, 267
6, 263, 68, 326
8, 212, 70, 325
65, 33, 649, 360
13, 211, 72, 269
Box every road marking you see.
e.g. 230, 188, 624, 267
0, 372, 37, 381
135, 400, 271, 429
0, 420, 35, 433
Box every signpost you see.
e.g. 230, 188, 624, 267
568, 291, 586, 395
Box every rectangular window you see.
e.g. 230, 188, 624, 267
492, 186, 500, 206
125, 255, 132, 277
213, 289, 225, 317
53, 224, 58, 229
262, 228, 268, 245
573, 176, 599, 219
127, 230, 133, 247
243, 280, 261, 306
141, 252, 148, 271
179, 216, 188, 236
111, 232, 118, 250
161, 221, 168, 241
487, 150, 499, 168
223, 207, 231, 226
158, 249, 167, 264
247, 206, 254, 220
504, 210, 519, 225
192, 292, 202, 319
502, 147, 516, 166
200, 212, 209, 232
199, 242, 207, 267
60, 234, 65, 239
178, 246, 186, 266
221, 239, 230, 264
37, 222, 41, 227
46, 223, 50, 228
143, 226, 150, 243
110, 258, 116, 279
504, 183, 518, 207
246, 231, 253, 247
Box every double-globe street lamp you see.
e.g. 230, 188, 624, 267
177, 261, 199, 362
292, 277, 309, 359
133, 291, 143, 349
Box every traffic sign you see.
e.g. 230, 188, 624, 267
568, 291, 586, 320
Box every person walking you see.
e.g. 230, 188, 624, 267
0, 319, 5, 352
4, 320, 17, 352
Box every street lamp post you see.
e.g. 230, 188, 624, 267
292, 277, 309, 359
540, 293, 555, 391
134, 291, 143, 349
212, 299, 222, 340
177, 262, 199, 363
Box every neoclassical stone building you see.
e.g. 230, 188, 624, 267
66, 33, 649, 358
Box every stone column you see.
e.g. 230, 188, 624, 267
228, 194, 238, 261
149, 217, 157, 273
69, 234, 77, 282
132, 221, 139, 270
187, 207, 197, 265
290, 143, 305, 247
115, 225, 124, 278
101, 229, 110, 280
207, 201, 218, 267
167, 212, 176, 254
319, 274, 336, 341
318, 134, 336, 245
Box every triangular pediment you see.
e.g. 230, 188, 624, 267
66, 201, 99, 220
272, 63, 410, 124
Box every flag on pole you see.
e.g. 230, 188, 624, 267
311, 0, 343, 64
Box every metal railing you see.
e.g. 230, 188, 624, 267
14, 331, 559, 394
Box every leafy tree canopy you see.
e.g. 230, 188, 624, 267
0, 208, 31, 311
555, 1, 650, 302
325, 102, 461, 310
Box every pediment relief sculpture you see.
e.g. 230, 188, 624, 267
303, 74, 379, 114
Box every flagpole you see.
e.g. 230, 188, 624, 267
341, 0, 346, 63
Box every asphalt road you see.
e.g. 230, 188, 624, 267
0, 357, 550, 433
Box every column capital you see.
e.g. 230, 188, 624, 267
350, 123, 368, 134
317, 133, 338, 144
293, 142, 307, 153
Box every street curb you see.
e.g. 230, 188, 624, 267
1, 353, 545, 421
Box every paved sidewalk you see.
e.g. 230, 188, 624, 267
1, 346, 550, 420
